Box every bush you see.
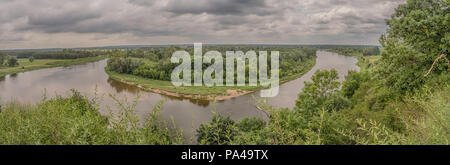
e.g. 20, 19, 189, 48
236, 117, 266, 132
196, 114, 237, 145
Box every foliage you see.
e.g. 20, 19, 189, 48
13, 49, 106, 59
107, 57, 141, 74
0, 52, 5, 66
107, 46, 317, 83
28, 56, 35, 63
236, 117, 266, 132
1, 0, 449, 145
295, 69, 350, 117
196, 113, 237, 145
338, 85, 449, 145
341, 71, 370, 99
330, 46, 380, 56
7, 56, 19, 67
0, 90, 182, 145
0, 56, 106, 78
377, 0, 449, 95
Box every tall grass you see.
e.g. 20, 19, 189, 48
0, 90, 183, 145
337, 85, 449, 145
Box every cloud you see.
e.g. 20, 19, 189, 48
165, 0, 276, 16
0, 0, 406, 49
128, 0, 154, 6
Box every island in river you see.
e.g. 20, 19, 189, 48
104, 46, 318, 101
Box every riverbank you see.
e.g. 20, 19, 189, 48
0, 56, 106, 77
106, 56, 316, 101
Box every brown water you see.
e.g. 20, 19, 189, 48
0, 51, 359, 143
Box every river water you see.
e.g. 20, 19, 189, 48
0, 51, 359, 142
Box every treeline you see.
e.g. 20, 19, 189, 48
196, 0, 449, 145
106, 46, 317, 82
11, 49, 107, 59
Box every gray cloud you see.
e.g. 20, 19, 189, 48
0, 0, 406, 49
128, 0, 154, 6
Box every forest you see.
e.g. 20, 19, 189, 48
106, 46, 317, 82
0, 0, 448, 145
12, 49, 107, 59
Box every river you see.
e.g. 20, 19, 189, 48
0, 51, 359, 143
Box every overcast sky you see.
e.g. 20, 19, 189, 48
0, 0, 405, 49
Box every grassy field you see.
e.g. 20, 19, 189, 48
106, 56, 316, 98
0, 56, 106, 77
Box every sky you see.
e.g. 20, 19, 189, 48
0, 0, 406, 49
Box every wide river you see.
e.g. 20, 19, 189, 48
0, 51, 359, 143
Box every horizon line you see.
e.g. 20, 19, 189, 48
0, 43, 381, 51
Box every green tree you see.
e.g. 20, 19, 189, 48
196, 114, 237, 145
29, 56, 35, 63
295, 69, 343, 117
341, 71, 370, 98
236, 117, 266, 132
7, 56, 19, 67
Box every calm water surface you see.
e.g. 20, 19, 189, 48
0, 51, 359, 142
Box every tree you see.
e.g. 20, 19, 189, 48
341, 71, 370, 98
196, 114, 237, 145
378, 0, 449, 95
28, 56, 35, 63
7, 56, 19, 67
236, 117, 266, 132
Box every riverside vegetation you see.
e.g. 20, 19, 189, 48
105, 46, 317, 99
0, 0, 448, 145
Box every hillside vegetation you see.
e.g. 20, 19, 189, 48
196, 0, 449, 145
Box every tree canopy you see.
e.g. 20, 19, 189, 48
378, 0, 449, 95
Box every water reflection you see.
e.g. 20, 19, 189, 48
9, 73, 18, 79
107, 78, 140, 94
